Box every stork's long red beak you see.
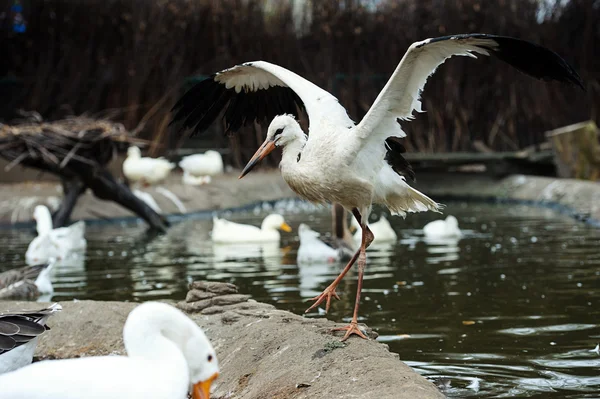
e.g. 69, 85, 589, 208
239, 139, 276, 179
192, 372, 219, 399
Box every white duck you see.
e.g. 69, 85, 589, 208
212, 214, 292, 243
25, 206, 86, 265
122, 146, 175, 186
297, 224, 353, 264
0, 303, 62, 374
183, 172, 212, 186
350, 215, 398, 243
0, 263, 54, 300
179, 150, 224, 178
423, 215, 462, 239
0, 302, 219, 399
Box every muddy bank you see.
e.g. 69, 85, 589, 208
0, 284, 443, 399
0, 171, 294, 225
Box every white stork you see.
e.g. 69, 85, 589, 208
171, 34, 583, 340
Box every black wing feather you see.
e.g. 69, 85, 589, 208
385, 136, 415, 182
171, 70, 306, 137
422, 34, 584, 89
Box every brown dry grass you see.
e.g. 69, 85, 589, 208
3, 0, 597, 165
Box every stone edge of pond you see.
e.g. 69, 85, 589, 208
2, 170, 598, 227
415, 173, 600, 227
0, 299, 444, 399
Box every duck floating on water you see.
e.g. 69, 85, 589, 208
297, 223, 354, 264
350, 215, 398, 244
25, 205, 86, 265
211, 214, 292, 243
0, 303, 62, 374
0, 263, 54, 300
122, 146, 175, 186
423, 215, 462, 239
0, 302, 219, 399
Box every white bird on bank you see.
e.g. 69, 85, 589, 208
423, 215, 462, 239
172, 34, 582, 340
0, 263, 54, 300
25, 206, 86, 265
297, 223, 353, 264
122, 146, 175, 186
0, 302, 219, 399
179, 150, 224, 178
0, 303, 62, 374
350, 215, 397, 244
183, 172, 212, 186
212, 214, 292, 243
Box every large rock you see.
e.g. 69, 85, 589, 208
0, 296, 443, 399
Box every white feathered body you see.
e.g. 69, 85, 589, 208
211, 214, 288, 243
179, 151, 223, 177
26, 206, 86, 264
279, 117, 439, 219
423, 215, 462, 238
0, 356, 188, 399
0, 302, 219, 399
182, 172, 212, 186
351, 216, 398, 243
123, 147, 175, 185
297, 224, 339, 264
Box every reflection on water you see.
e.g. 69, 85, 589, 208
2, 201, 600, 398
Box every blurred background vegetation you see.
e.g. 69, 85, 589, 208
2, 0, 598, 165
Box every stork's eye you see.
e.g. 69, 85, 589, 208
274, 128, 284, 136
207, 354, 213, 362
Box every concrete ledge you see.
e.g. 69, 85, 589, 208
2, 170, 600, 229
0, 297, 443, 399
416, 173, 600, 226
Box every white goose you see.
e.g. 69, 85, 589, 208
423, 215, 462, 239
179, 150, 224, 178
172, 34, 582, 340
0, 302, 219, 399
211, 214, 292, 243
25, 206, 86, 265
297, 223, 353, 264
122, 146, 175, 186
350, 215, 397, 244
0, 263, 54, 300
0, 303, 61, 374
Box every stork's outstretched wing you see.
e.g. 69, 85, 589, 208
351, 34, 584, 150
171, 61, 353, 137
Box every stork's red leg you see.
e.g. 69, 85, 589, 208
305, 249, 360, 313
305, 209, 372, 320
332, 215, 374, 341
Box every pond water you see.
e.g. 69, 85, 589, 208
2, 201, 600, 398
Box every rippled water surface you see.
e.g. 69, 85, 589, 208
2, 201, 600, 398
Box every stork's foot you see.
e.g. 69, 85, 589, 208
305, 284, 340, 314
333, 321, 368, 341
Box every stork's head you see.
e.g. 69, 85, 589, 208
239, 115, 305, 178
